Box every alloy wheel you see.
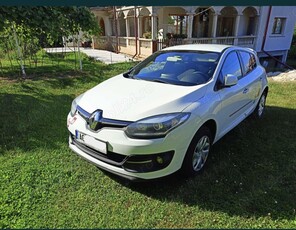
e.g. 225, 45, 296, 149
192, 135, 210, 171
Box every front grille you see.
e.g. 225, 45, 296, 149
70, 133, 127, 167
77, 105, 132, 129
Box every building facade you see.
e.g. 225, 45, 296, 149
91, 6, 296, 66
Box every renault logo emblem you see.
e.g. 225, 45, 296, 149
88, 110, 103, 131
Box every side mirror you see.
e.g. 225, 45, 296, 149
224, 74, 238, 87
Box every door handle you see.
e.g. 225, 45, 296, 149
243, 88, 249, 94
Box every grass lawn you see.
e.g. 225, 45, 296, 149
0, 58, 296, 228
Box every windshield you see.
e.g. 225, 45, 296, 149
127, 50, 220, 86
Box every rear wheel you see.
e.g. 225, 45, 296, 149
181, 126, 212, 177
252, 92, 267, 119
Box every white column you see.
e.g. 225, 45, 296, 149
125, 17, 129, 37
211, 13, 218, 37
234, 14, 242, 45
186, 13, 194, 39
137, 16, 141, 38
105, 17, 112, 36
136, 10, 140, 56
254, 15, 259, 36
117, 16, 121, 37
125, 17, 129, 46
151, 14, 158, 40
234, 14, 242, 36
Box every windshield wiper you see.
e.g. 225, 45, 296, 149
123, 72, 141, 80
151, 79, 169, 84
123, 72, 132, 78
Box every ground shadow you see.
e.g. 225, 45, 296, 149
111, 106, 296, 221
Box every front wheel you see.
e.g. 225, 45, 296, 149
181, 126, 212, 177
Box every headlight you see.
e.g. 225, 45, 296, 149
125, 113, 190, 139
70, 94, 84, 116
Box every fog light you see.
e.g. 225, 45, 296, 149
123, 151, 174, 173
156, 156, 164, 164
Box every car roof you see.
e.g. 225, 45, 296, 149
162, 44, 233, 53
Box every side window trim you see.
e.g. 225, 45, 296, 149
237, 51, 246, 78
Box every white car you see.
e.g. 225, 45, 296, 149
67, 44, 268, 181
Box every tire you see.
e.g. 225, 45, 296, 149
251, 92, 267, 119
181, 126, 212, 177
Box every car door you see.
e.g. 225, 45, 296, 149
237, 51, 262, 109
216, 51, 252, 138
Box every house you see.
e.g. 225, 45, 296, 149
90, 6, 296, 68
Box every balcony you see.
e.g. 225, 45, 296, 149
93, 35, 257, 57
187, 36, 256, 47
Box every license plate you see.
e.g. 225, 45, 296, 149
75, 130, 107, 154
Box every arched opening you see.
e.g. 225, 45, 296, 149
242, 7, 258, 36
127, 9, 136, 37
108, 13, 116, 36
118, 12, 126, 37
192, 7, 214, 38
139, 7, 152, 38
160, 7, 187, 37
99, 18, 105, 36
217, 7, 238, 37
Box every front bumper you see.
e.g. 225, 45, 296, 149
67, 112, 195, 180
69, 134, 174, 180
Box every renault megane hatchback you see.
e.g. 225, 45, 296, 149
67, 44, 268, 180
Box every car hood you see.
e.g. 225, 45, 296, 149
78, 74, 207, 121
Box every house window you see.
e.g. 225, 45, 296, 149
272, 17, 286, 34
168, 14, 187, 35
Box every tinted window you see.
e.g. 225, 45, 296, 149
128, 51, 220, 86
220, 52, 242, 80
239, 51, 257, 75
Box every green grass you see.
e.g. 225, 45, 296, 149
0, 61, 296, 228
0, 49, 120, 79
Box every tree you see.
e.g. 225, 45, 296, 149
0, 7, 100, 77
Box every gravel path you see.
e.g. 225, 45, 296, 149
267, 70, 296, 82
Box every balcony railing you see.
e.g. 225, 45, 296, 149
92, 35, 256, 56
236, 36, 256, 46
187, 36, 256, 48
156, 36, 255, 51
119, 37, 126, 46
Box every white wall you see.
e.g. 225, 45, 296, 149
255, 6, 296, 52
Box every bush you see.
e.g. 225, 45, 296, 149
172, 33, 187, 39
288, 45, 296, 59
166, 33, 187, 39
143, 31, 151, 39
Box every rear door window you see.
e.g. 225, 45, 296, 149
239, 51, 257, 75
